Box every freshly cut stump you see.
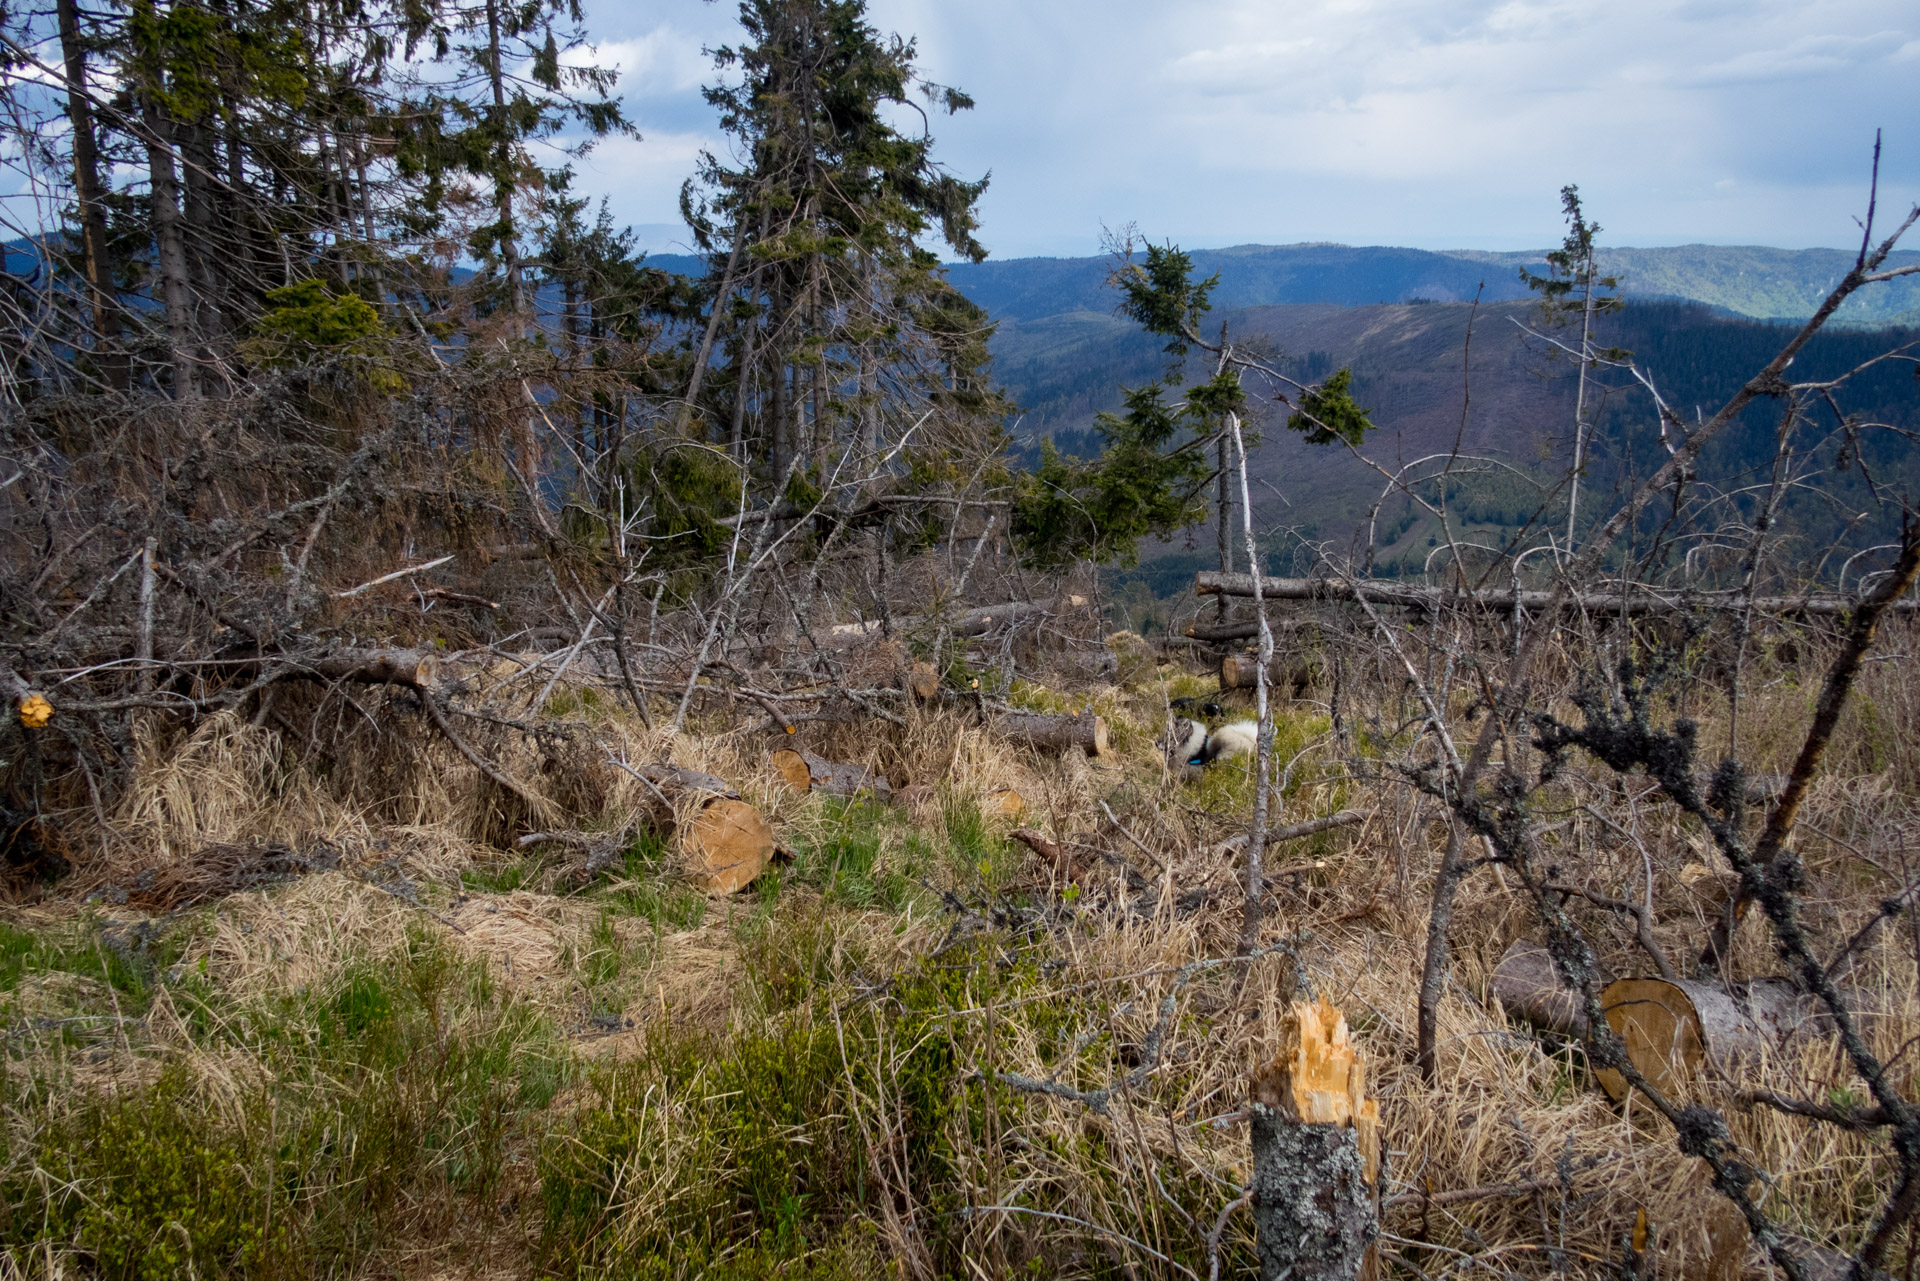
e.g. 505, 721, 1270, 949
1249, 998, 1380, 1281
769, 748, 892, 803
683, 799, 774, 895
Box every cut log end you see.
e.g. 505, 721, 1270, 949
1594, 977, 1707, 1103
770, 748, 813, 795
683, 798, 774, 895
983, 788, 1026, 821
906, 661, 939, 701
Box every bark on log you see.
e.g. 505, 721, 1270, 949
987, 710, 1109, 757
770, 748, 893, 803
1195, 571, 1920, 617
1493, 944, 1852, 1101
1186, 617, 1313, 643
1592, 974, 1834, 1103
1249, 998, 1381, 1281
1221, 653, 1321, 695
1491, 942, 1612, 1041
628, 765, 773, 894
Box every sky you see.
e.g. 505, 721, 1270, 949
568, 0, 1919, 261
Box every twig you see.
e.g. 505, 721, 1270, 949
331, 554, 456, 599
1099, 800, 1167, 876
1208, 1190, 1252, 1281
1740, 1088, 1891, 1131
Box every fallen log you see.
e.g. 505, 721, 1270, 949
1492, 942, 1854, 1101
770, 747, 893, 803
1185, 616, 1314, 643
1249, 998, 1381, 1281
1592, 973, 1835, 1103
823, 596, 1090, 647
987, 709, 1109, 757
627, 764, 774, 895
1195, 571, 1920, 617
289, 647, 441, 690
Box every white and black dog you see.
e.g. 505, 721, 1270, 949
1161, 716, 1260, 777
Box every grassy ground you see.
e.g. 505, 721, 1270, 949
0, 630, 1913, 1279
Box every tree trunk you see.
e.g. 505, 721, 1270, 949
291, 647, 442, 690
141, 96, 198, 400
1216, 433, 1231, 622
56, 0, 125, 389
677, 230, 744, 435
1415, 817, 1466, 1082
1591, 974, 1836, 1104
1491, 940, 1608, 1040
1196, 571, 1920, 617
1249, 998, 1381, 1281
484, 0, 523, 321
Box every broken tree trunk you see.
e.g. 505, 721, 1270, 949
1250, 998, 1381, 1281
770, 748, 893, 803
987, 709, 1109, 757
1196, 571, 1920, 617
629, 764, 774, 895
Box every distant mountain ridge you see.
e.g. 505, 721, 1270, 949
931, 242, 1920, 328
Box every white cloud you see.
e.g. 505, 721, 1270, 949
567, 0, 1919, 257
564, 28, 710, 98
1673, 30, 1908, 86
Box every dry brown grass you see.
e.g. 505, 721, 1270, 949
2, 624, 1913, 1279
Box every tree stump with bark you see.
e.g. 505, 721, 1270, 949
1249, 998, 1381, 1281
770, 748, 893, 803
987, 709, 1109, 757
630, 765, 774, 895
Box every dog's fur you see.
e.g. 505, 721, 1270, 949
1162, 716, 1259, 775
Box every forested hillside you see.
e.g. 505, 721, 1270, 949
989, 297, 1920, 608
